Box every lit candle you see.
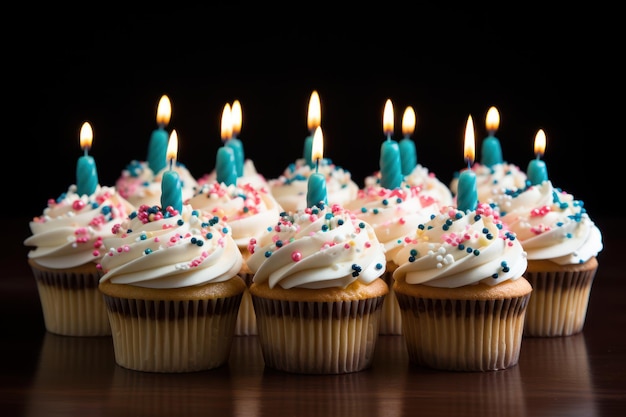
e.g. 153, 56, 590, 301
379, 99, 402, 190
160, 130, 183, 214
480, 106, 503, 167
303, 90, 321, 168
527, 128, 548, 185
306, 126, 328, 209
147, 94, 172, 174
76, 121, 99, 196
399, 105, 417, 176
457, 115, 478, 212
216, 103, 238, 186
227, 99, 244, 177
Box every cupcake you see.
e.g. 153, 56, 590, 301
25, 183, 135, 336
246, 203, 389, 374
345, 181, 443, 335
392, 203, 532, 371
187, 181, 283, 335
268, 157, 359, 214
98, 204, 246, 372
494, 180, 603, 337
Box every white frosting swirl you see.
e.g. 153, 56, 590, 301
450, 162, 528, 204
98, 205, 243, 289
345, 183, 442, 261
365, 165, 454, 206
24, 185, 135, 269
493, 181, 603, 265
246, 204, 386, 289
392, 203, 528, 288
116, 160, 198, 208
269, 158, 359, 213
187, 181, 283, 248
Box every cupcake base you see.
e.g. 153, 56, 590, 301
29, 259, 110, 336
394, 278, 532, 372
250, 279, 388, 374
523, 257, 598, 337
234, 271, 257, 336
99, 277, 246, 373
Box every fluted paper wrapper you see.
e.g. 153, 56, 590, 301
396, 294, 530, 371
251, 296, 385, 374
524, 266, 597, 337
234, 272, 257, 336
30, 261, 111, 336
103, 294, 242, 372
379, 265, 402, 335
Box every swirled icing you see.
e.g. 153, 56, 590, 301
24, 185, 135, 269
392, 203, 527, 288
493, 181, 603, 265
246, 203, 386, 289
98, 205, 243, 289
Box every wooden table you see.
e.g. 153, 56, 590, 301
2, 217, 624, 417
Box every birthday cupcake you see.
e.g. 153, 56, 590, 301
392, 203, 531, 371
494, 180, 603, 337
98, 204, 245, 372
247, 203, 388, 374
25, 122, 135, 336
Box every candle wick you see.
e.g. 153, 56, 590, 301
84, 148, 89, 157
466, 158, 472, 170
315, 158, 320, 173
169, 158, 174, 171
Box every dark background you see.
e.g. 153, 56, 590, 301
8, 5, 618, 221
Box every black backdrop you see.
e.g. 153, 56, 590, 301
9, 5, 617, 220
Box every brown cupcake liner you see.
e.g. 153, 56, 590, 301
31, 266, 111, 336
103, 294, 242, 372
524, 267, 597, 337
379, 270, 402, 335
396, 293, 531, 371
251, 296, 385, 374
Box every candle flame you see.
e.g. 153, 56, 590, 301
464, 115, 475, 164
79, 121, 93, 150
534, 128, 546, 156
156, 95, 172, 126
231, 99, 242, 136
485, 106, 500, 132
221, 103, 233, 142
167, 129, 178, 167
383, 99, 394, 137
307, 90, 321, 131
402, 106, 416, 136
311, 126, 324, 162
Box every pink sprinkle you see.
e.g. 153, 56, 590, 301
291, 251, 302, 262
72, 200, 86, 211
344, 243, 351, 249
365, 242, 371, 248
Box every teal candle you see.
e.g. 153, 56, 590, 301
216, 146, 238, 186
527, 128, 548, 185
161, 169, 182, 213
161, 129, 183, 214
480, 106, 502, 167
76, 121, 98, 196
527, 157, 547, 185
306, 171, 328, 208
457, 115, 478, 212
147, 127, 168, 173
147, 95, 171, 174
399, 137, 417, 176
226, 138, 244, 177
76, 154, 98, 196
303, 134, 313, 168
380, 138, 402, 189
457, 169, 477, 212
480, 135, 502, 167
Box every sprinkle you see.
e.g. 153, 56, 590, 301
291, 251, 302, 262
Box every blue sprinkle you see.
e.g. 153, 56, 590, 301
144, 248, 152, 255
264, 251, 272, 258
